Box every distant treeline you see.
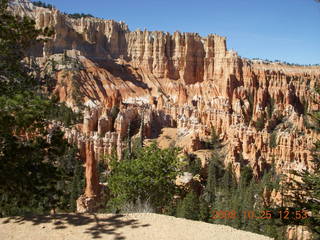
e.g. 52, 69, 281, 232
249, 58, 320, 67
67, 13, 94, 19
32, 1, 94, 19
32, 1, 54, 9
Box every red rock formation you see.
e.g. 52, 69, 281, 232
10, 0, 320, 221
84, 141, 100, 197
76, 141, 102, 213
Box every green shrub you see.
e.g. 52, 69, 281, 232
107, 142, 181, 212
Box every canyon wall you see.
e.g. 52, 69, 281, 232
10, 0, 320, 181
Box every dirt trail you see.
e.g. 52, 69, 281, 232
0, 213, 273, 240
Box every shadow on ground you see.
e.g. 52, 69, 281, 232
1, 213, 150, 239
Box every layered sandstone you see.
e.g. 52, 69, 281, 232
9, 1, 320, 225
76, 141, 102, 213
11, 0, 320, 173
8, 2, 320, 238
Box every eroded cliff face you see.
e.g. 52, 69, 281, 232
10, 1, 320, 180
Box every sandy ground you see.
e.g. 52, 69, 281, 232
0, 213, 273, 240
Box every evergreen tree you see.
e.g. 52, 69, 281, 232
203, 153, 285, 238
269, 131, 277, 148
139, 111, 144, 148
208, 126, 220, 149
70, 153, 84, 211
0, 0, 53, 95
184, 154, 202, 175
0, 0, 83, 216
198, 197, 210, 222
239, 165, 253, 188
126, 122, 132, 159
32, 1, 54, 9
285, 87, 320, 238
177, 191, 200, 220
286, 141, 320, 237
221, 163, 236, 193
204, 153, 224, 204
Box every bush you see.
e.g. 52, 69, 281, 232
107, 142, 181, 212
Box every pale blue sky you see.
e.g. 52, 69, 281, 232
42, 0, 320, 65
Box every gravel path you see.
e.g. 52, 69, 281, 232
0, 213, 273, 240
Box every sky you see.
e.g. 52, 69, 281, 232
42, 0, 320, 65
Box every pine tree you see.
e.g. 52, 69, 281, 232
285, 87, 320, 238
0, 0, 83, 216
139, 111, 144, 148
221, 163, 236, 193
209, 126, 220, 149
239, 165, 253, 188
185, 154, 201, 175
204, 153, 224, 204
286, 141, 320, 237
127, 122, 132, 159
199, 197, 210, 222
177, 191, 200, 220
70, 157, 84, 211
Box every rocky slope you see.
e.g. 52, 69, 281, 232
9, 0, 320, 223
10, 0, 320, 174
